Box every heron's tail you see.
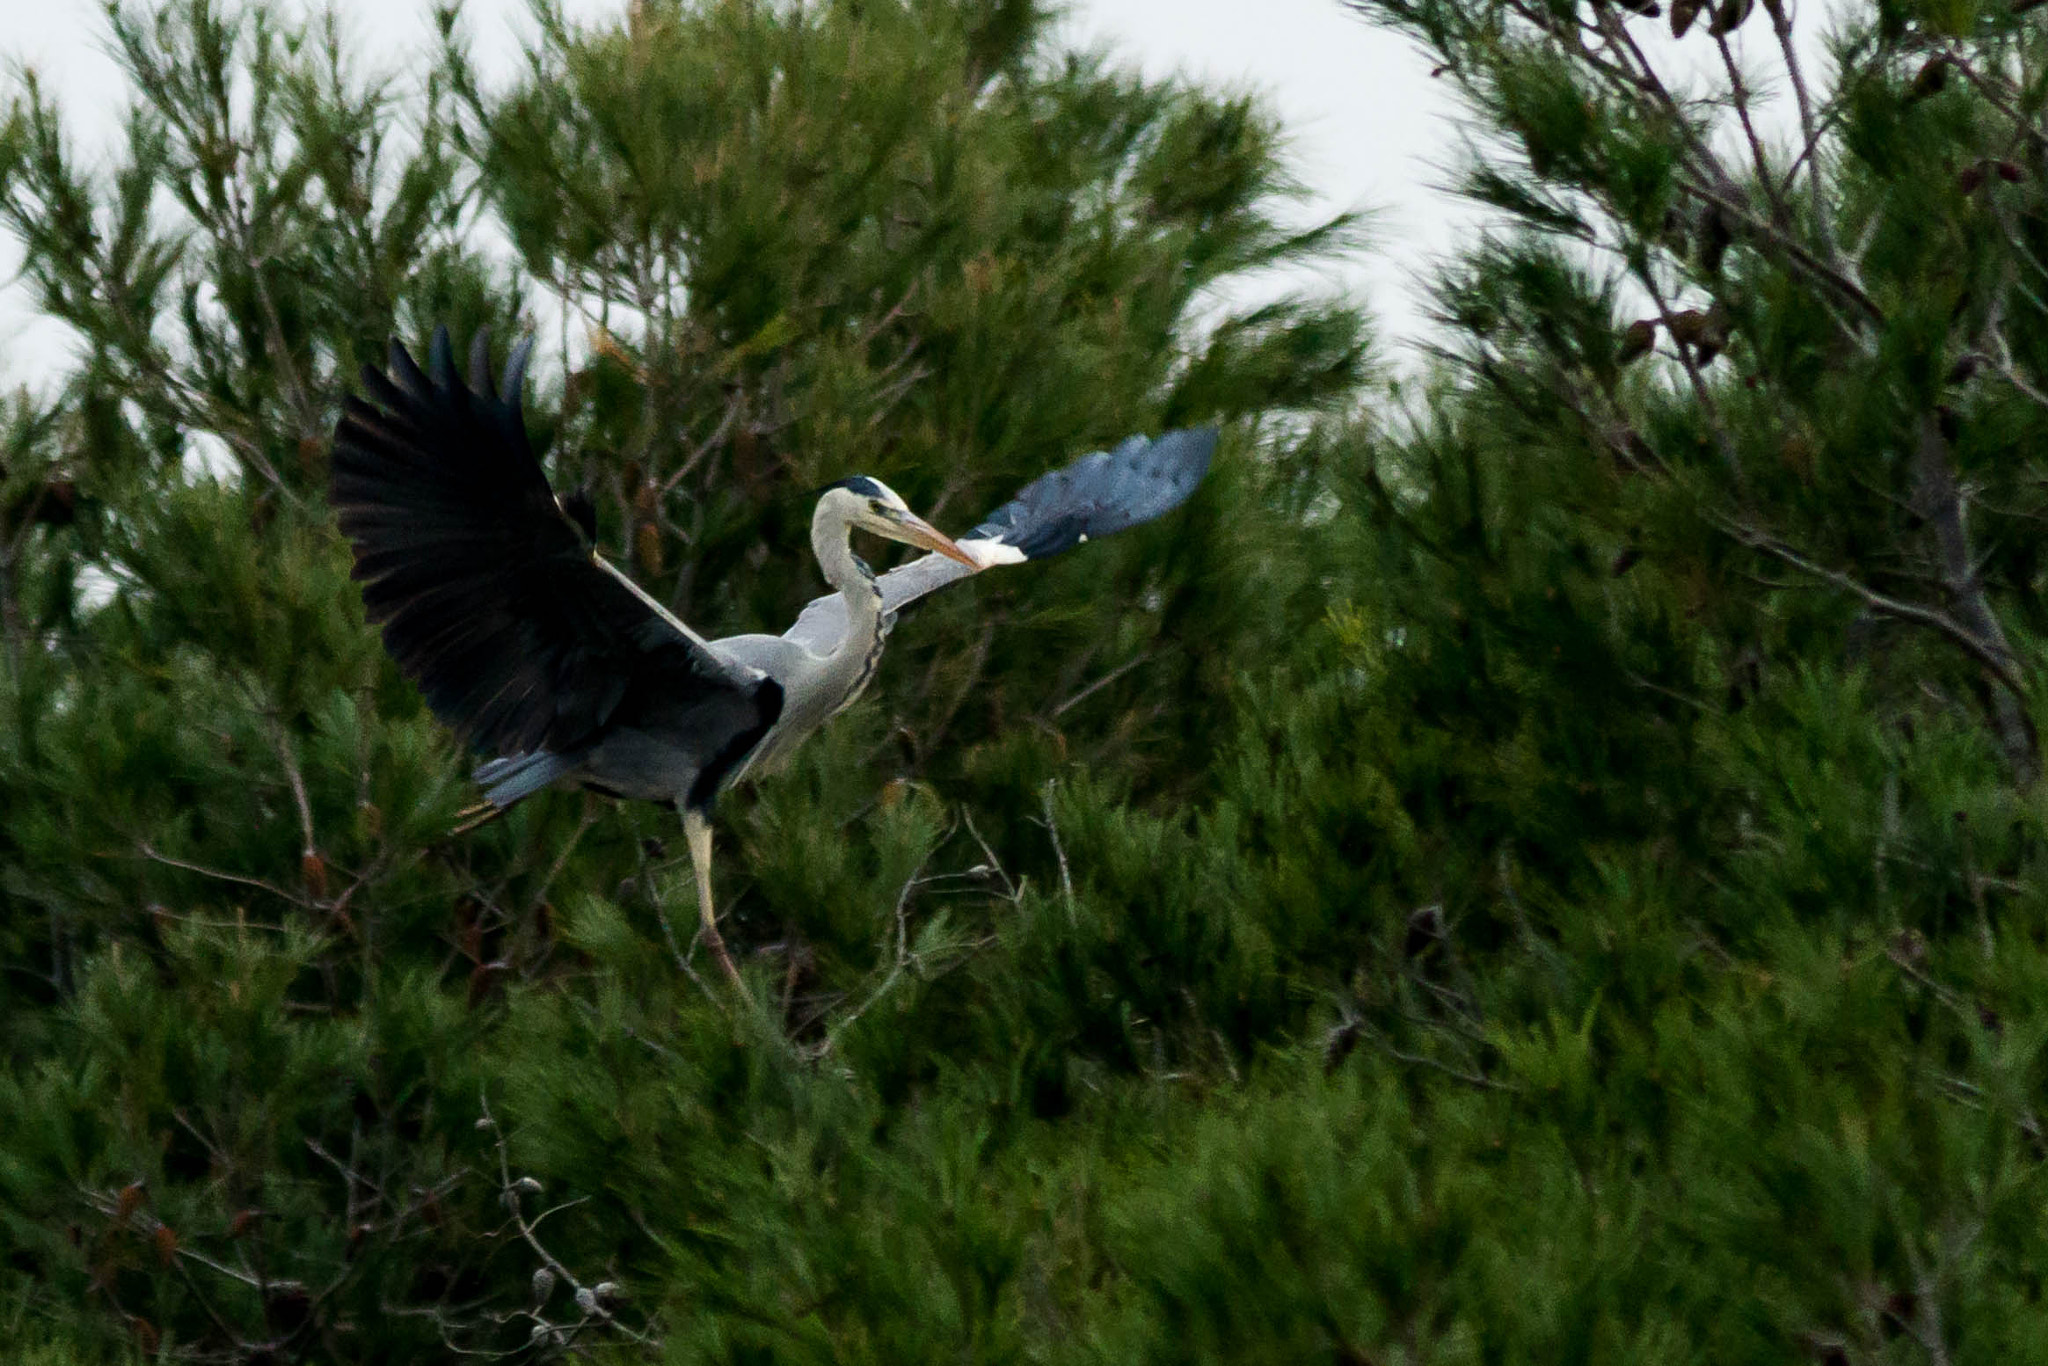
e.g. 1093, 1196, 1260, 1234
454, 750, 577, 833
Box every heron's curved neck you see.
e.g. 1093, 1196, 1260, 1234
812, 501, 884, 666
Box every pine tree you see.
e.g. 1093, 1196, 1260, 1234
0, 1, 1362, 1359
1288, 0, 2048, 1355
14, 0, 2048, 1360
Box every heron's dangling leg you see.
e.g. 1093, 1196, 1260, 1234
682, 807, 742, 989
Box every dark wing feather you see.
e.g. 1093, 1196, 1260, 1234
331, 326, 766, 759
781, 426, 1217, 656
967, 426, 1216, 557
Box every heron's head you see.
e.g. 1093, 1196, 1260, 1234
820, 476, 978, 567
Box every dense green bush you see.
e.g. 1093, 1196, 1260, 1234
5, 0, 2048, 1361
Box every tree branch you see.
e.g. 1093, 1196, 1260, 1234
1910, 413, 2038, 782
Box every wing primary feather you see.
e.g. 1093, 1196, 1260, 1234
428, 324, 457, 393
468, 328, 495, 399
386, 337, 432, 404
502, 337, 534, 405
970, 426, 1217, 560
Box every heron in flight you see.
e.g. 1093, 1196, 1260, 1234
329, 328, 1215, 986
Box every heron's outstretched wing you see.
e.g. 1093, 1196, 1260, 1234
331, 326, 770, 759
781, 426, 1217, 657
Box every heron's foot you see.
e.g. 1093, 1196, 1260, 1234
682, 809, 743, 991
679, 810, 745, 995
700, 910, 744, 991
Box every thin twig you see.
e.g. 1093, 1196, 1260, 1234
1365, 1025, 1509, 1091
1634, 269, 1742, 476
1678, 175, 1882, 324
1585, 3, 1739, 196
960, 809, 1021, 903
1760, 0, 1837, 256
530, 802, 599, 910
823, 829, 950, 1046
262, 712, 319, 860
1908, 413, 2038, 780
137, 842, 313, 909
476, 1095, 653, 1347
1714, 35, 1789, 225
1717, 513, 2028, 698
1039, 781, 1075, 918
652, 894, 719, 1007
1624, 670, 1721, 715
1936, 46, 2048, 155
1052, 652, 1153, 718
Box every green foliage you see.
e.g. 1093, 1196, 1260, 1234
7, 0, 2048, 1361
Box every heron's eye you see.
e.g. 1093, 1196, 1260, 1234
869, 500, 887, 516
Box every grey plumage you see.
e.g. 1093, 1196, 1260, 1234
330, 327, 1215, 986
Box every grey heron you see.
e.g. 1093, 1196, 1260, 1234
329, 328, 1215, 986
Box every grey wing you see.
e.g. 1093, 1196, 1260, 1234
782, 426, 1217, 656
781, 552, 978, 656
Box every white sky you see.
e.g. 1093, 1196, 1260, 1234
0, 0, 1833, 393
0, 0, 1478, 390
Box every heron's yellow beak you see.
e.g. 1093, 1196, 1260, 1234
887, 509, 980, 568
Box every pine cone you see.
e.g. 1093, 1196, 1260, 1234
1618, 319, 1659, 366
1907, 57, 1949, 103
1709, 0, 1754, 35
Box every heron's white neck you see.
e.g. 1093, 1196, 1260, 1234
811, 499, 886, 672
